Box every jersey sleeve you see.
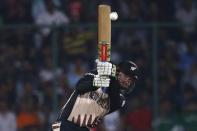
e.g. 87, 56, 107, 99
75, 72, 98, 94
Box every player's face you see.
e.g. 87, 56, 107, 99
117, 72, 134, 88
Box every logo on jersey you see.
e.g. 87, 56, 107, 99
130, 66, 136, 71
89, 91, 110, 110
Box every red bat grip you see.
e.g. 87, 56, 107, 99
100, 44, 107, 61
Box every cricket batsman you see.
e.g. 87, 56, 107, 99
52, 60, 138, 131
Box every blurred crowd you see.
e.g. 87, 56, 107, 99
0, 0, 197, 131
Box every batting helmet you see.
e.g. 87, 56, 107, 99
117, 60, 138, 93
117, 60, 138, 80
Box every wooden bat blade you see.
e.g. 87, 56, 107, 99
98, 5, 111, 62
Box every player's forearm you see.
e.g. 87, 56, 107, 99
75, 75, 97, 94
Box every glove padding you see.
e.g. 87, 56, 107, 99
93, 75, 110, 87
96, 59, 116, 77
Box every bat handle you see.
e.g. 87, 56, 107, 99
99, 42, 110, 62
100, 44, 107, 61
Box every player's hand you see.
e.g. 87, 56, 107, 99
93, 75, 110, 87
96, 59, 116, 77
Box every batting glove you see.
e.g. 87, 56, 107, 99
96, 59, 116, 77
93, 75, 110, 87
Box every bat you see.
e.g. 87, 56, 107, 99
98, 5, 111, 62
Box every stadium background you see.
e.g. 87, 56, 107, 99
0, 0, 197, 131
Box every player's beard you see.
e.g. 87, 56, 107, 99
117, 75, 131, 88
118, 80, 131, 88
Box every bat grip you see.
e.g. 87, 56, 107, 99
100, 44, 108, 61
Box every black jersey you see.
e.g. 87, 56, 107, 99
57, 70, 126, 127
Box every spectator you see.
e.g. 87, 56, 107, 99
126, 0, 145, 22
34, 0, 69, 48
175, 0, 197, 33
2, 0, 32, 24
124, 96, 152, 131
177, 32, 196, 71
67, 58, 87, 89
68, 0, 83, 23
155, 99, 183, 131
18, 81, 40, 105
0, 98, 16, 131
32, 0, 62, 20
183, 62, 197, 90
146, 1, 159, 22
119, 0, 146, 22
35, 0, 69, 36
182, 99, 197, 131
39, 56, 63, 83
180, 84, 196, 109
17, 98, 41, 131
